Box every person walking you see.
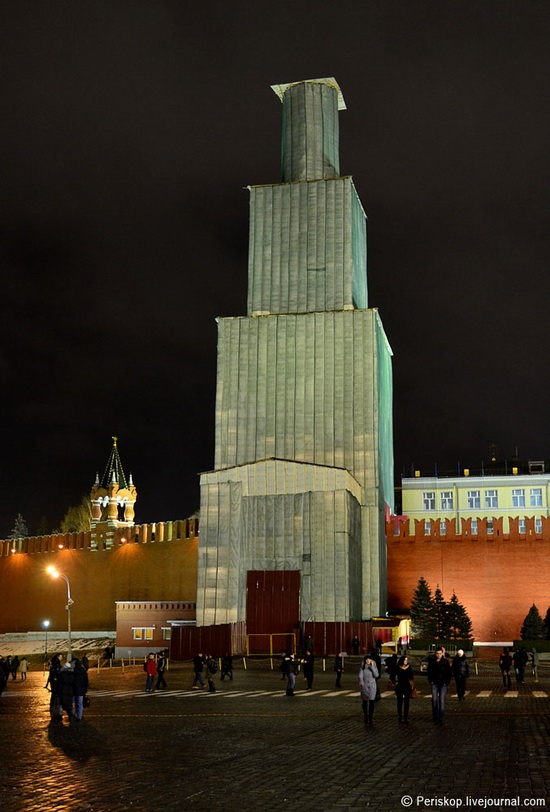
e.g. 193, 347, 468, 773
394, 655, 414, 723
281, 652, 296, 696
19, 657, 28, 681
155, 651, 168, 690
452, 649, 470, 701
302, 650, 315, 690
531, 648, 540, 682
499, 647, 512, 689
358, 654, 379, 725
11, 655, 20, 681
221, 653, 233, 681
72, 658, 89, 722
334, 652, 345, 688
427, 646, 452, 725
144, 653, 157, 693
57, 660, 76, 723
205, 655, 218, 692
46, 654, 63, 721
513, 646, 528, 684
192, 653, 205, 689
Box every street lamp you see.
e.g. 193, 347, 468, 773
42, 619, 50, 668
46, 566, 74, 662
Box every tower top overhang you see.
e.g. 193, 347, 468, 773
271, 77, 346, 111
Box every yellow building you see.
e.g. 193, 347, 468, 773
401, 462, 550, 534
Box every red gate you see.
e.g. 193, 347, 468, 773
246, 570, 300, 652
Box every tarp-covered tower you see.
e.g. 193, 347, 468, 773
198, 78, 393, 629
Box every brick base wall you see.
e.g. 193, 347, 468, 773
386, 526, 550, 640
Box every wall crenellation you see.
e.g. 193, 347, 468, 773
0, 517, 199, 558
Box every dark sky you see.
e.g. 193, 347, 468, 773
2, 2, 550, 535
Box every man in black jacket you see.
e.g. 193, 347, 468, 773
427, 647, 452, 725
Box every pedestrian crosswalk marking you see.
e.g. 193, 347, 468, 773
4, 686, 547, 703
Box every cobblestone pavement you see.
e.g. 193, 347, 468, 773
0, 660, 548, 812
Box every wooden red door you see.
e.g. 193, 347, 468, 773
246, 570, 300, 635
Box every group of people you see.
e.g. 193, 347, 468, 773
191, 652, 227, 692
499, 645, 539, 686
0, 655, 28, 690
280, 649, 315, 695
144, 650, 169, 692
45, 653, 90, 723
359, 645, 471, 726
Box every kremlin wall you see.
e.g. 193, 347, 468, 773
0, 519, 198, 634
386, 516, 550, 641
1, 511, 548, 643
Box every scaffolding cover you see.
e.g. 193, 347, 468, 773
198, 460, 362, 625
247, 178, 367, 316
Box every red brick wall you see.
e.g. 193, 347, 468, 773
0, 536, 198, 633
386, 520, 550, 641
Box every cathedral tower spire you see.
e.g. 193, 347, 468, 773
90, 437, 137, 533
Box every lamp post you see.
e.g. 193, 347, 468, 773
46, 566, 74, 662
43, 619, 50, 669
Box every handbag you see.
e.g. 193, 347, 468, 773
409, 681, 417, 699
83, 695, 90, 708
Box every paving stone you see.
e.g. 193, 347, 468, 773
0, 661, 548, 811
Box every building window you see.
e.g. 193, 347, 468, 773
132, 628, 154, 641
485, 490, 498, 509
471, 519, 478, 534
530, 488, 543, 507
440, 520, 446, 535
162, 628, 172, 641
512, 489, 525, 508
518, 519, 526, 534
467, 490, 480, 509
440, 491, 453, 510
422, 492, 435, 510
486, 519, 494, 534
535, 518, 542, 533
424, 520, 431, 535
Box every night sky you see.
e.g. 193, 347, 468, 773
2, 2, 550, 536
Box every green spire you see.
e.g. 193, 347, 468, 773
100, 436, 129, 489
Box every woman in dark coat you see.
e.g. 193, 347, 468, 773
302, 650, 315, 690
57, 661, 76, 722
395, 655, 414, 724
